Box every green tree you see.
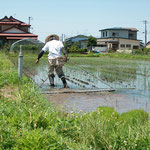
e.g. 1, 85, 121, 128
69, 42, 80, 53
64, 42, 69, 53
87, 36, 97, 51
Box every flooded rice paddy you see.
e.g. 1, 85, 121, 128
11, 56, 150, 113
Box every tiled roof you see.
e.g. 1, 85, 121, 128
0, 16, 30, 26
0, 33, 38, 37
0, 22, 20, 25
6, 37, 37, 39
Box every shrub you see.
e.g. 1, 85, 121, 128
120, 109, 149, 126
69, 48, 87, 53
108, 49, 116, 53
132, 48, 150, 55
3, 43, 11, 52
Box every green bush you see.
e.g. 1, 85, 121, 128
108, 49, 116, 53
13, 44, 39, 51
3, 43, 11, 52
132, 48, 150, 55
69, 48, 87, 53
120, 109, 149, 126
132, 49, 143, 55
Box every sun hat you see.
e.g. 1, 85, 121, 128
45, 34, 59, 43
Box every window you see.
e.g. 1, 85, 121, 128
97, 44, 106, 47
120, 44, 125, 48
112, 32, 119, 37
133, 45, 139, 49
100, 44, 107, 47
103, 32, 105, 37
106, 32, 107, 37
112, 32, 116, 36
126, 44, 131, 48
0, 26, 1, 31
129, 33, 133, 38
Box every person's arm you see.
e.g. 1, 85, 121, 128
36, 43, 48, 64
36, 50, 45, 64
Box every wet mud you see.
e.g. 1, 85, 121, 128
45, 88, 150, 114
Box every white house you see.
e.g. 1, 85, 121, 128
96, 27, 141, 52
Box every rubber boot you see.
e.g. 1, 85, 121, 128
48, 74, 55, 87
61, 77, 69, 88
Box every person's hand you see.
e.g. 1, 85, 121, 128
36, 59, 39, 64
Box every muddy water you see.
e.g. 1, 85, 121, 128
32, 58, 150, 113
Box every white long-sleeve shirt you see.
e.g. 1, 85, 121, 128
42, 40, 64, 59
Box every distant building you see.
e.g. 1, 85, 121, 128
0, 16, 38, 46
146, 41, 150, 48
65, 35, 89, 49
96, 27, 141, 52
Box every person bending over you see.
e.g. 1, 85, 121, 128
36, 34, 68, 88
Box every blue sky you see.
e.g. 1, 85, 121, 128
0, 0, 150, 42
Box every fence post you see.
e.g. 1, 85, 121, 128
18, 45, 23, 78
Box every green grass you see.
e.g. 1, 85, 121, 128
69, 52, 150, 60
1, 51, 150, 149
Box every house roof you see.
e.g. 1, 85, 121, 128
99, 27, 138, 32
0, 33, 38, 41
66, 35, 89, 40
146, 41, 150, 45
1, 26, 29, 33
6, 37, 37, 40
0, 16, 30, 26
0, 33, 38, 40
0, 33, 38, 37
72, 37, 88, 42
0, 22, 20, 25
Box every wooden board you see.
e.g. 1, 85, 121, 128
43, 88, 115, 94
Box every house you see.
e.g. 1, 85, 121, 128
65, 35, 89, 49
0, 16, 38, 46
96, 27, 141, 52
146, 41, 150, 48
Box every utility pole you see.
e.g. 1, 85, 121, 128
61, 34, 63, 42
64, 34, 65, 42
28, 16, 33, 25
28, 16, 33, 32
143, 20, 148, 46
61, 34, 65, 42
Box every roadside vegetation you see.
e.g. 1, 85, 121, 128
1, 51, 150, 149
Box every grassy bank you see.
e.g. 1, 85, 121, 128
1, 52, 150, 149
